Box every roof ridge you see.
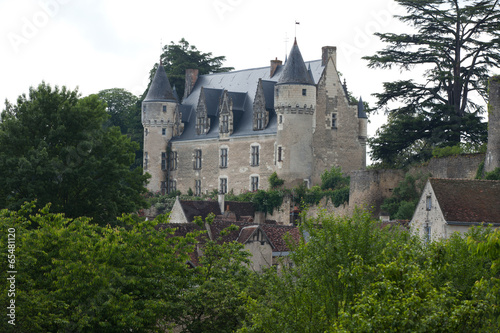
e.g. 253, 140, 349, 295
430, 177, 500, 182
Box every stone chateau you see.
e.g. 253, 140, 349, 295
142, 39, 367, 195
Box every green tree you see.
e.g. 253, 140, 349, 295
97, 88, 143, 169
0, 83, 149, 224
365, 0, 499, 167
155, 38, 234, 99
0, 203, 198, 332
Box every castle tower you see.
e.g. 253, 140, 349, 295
275, 39, 317, 186
142, 62, 178, 193
486, 76, 500, 173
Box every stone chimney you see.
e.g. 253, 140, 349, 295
254, 211, 265, 224
183, 68, 199, 99
486, 76, 500, 172
270, 58, 282, 78
322, 46, 337, 67
218, 193, 225, 213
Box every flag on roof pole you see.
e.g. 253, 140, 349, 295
296, 21, 300, 24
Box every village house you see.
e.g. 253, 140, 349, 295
410, 178, 500, 241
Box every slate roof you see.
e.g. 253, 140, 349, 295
171, 43, 325, 142
144, 63, 177, 102
224, 201, 255, 219
277, 38, 315, 86
430, 178, 500, 224
179, 200, 222, 223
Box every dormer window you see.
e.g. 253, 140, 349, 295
256, 112, 264, 130
221, 115, 229, 133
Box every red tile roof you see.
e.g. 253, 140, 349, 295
430, 178, 500, 223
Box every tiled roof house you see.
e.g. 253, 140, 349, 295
411, 178, 500, 241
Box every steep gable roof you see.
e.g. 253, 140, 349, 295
430, 178, 500, 224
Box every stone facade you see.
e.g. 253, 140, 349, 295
142, 40, 367, 195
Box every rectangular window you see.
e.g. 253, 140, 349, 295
331, 113, 337, 128
279, 115, 283, 124
160, 181, 167, 195
278, 146, 283, 162
144, 152, 148, 170
221, 115, 229, 133
256, 112, 264, 130
161, 152, 167, 170
162, 128, 166, 136
162, 105, 167, 112
195, 180, 201, 196
426, 196, 432, 211
194, 149, 202, 169
169, 151, 177, 171
220, 178, 228, 194
424, 224, 431, 243
220, 148, 228, 168
251, 176, 259, 191
302, 88, 307, 96
251, 146, 259, 166
168, 179, 176, 194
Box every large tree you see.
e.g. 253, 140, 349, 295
0, 83, 149, 224
152, 38, 233, 99
366, 0, 500, 167
97, 88, 143, 169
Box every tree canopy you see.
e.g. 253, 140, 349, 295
366, 0, 500, 167
0, 83, 149, 224
152, 38, 234, 99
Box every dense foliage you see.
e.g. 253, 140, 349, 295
380, 171, 430, 220
240, 211, 500, 332
0, 203, 255, 332
366, 0, 499, 167
97, 88, 143, 169
0, 83, 149, 224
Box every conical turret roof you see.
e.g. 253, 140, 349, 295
278, 39, 314, 86
144, 63, 177, 102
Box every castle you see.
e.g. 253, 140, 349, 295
142, 39, 367, 195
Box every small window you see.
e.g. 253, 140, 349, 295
160, 181, 167, 195
161, 152, 167, 170
162, 128, 166, 136
221, 115, 229, 133
256, 112, 264, 130
424, 224, 431, 243
426, 196, 432, 211
220, 178, 228, 194
144, 152, 148, 170
169, 151, 177, 171
220, 148, 228, 168
194, 149, 202, 170
278, 146, 283, 162
162, 105, 167, 112
195, 180, 201, 196
251, 146, 259, 166
302, 89, 307, 96
278, 115, 283, 124
251, 176, 259, 191
168, 179, 177, 194
331, 113, 337, 128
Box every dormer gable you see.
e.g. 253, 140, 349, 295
219, 90, 234, 136
253, 79, 269, 130
195, 87, 211, 135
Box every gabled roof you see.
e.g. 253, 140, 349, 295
261, 224, 301, 252
224, 201, 255, 219
277, 39, 315, 86
430, 178, 500, 224
144, 63, 177, 102
179, 200, 222, 223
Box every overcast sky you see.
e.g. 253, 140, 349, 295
1, 0, 415, 139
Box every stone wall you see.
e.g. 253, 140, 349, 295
486, 76, 500, 173
410, 153, 485, 179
